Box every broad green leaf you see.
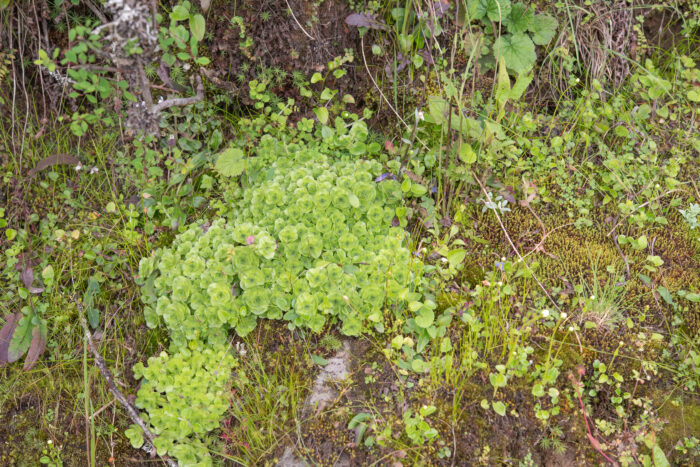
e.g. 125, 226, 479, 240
652, 444, 670, 467
447, 249, 467, 268
170, 4, 190, 21
503, 3, 533, 34
657, 287, 674, 307
311, 354, 328, 366
493, 33, 536, 73
492, 401, 506, 416
415, 308, 434, 328
410, 183, 427, 197
411, 357, 428, 373
529, 14, 558, 45
532, 383, 545, 397
310, 72, 323, 84
427, 96, 448, 124
459, 143, 477, 164
190, 14, 206, 41
8, 313, 33, 363
313, 107, 329, 125
510, 72, 533, 100
215, 147, 246, 177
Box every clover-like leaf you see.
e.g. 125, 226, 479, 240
215, 147, 246, 177
503, 3, 533, 34
493, 33, 536, 73
529, 14, 558, 45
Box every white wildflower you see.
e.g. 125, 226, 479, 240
541, 309, 550, 318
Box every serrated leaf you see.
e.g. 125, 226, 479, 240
215, 147, 246, 177
190, 14, 206, 41
493, 33, 536, 73
23, 324, 47, 370
469, 0, 512, 22
8, 314, 33, 363
529, 14, 558, 45
0, 312, 22, 366
503, 3, 533, 34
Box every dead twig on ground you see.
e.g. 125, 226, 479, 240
75, 297, 177, 467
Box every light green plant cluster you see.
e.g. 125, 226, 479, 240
126, 347, 236, 466
134, 149, 426, 465
140, 153, 421, 342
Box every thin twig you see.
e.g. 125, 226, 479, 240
152, 74, 204, 113
283, 0, 316, 41
606, 189, 682, 237
360, 36, 429, 153
471, 170, 562, 313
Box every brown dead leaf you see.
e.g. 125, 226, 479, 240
519, 179, 539, 207
0, 312, 22, 366
23, 326, 47, 370
28, 153, 80, 177
20, 266, 44, 294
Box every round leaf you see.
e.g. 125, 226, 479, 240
529, 14, 558, 45
493, 33, 536, 73
215, 147, 246, 177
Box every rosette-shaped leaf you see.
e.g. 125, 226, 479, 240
278, 225, 298, 244
232, 246, 259, 271
243, 287, 270, 315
